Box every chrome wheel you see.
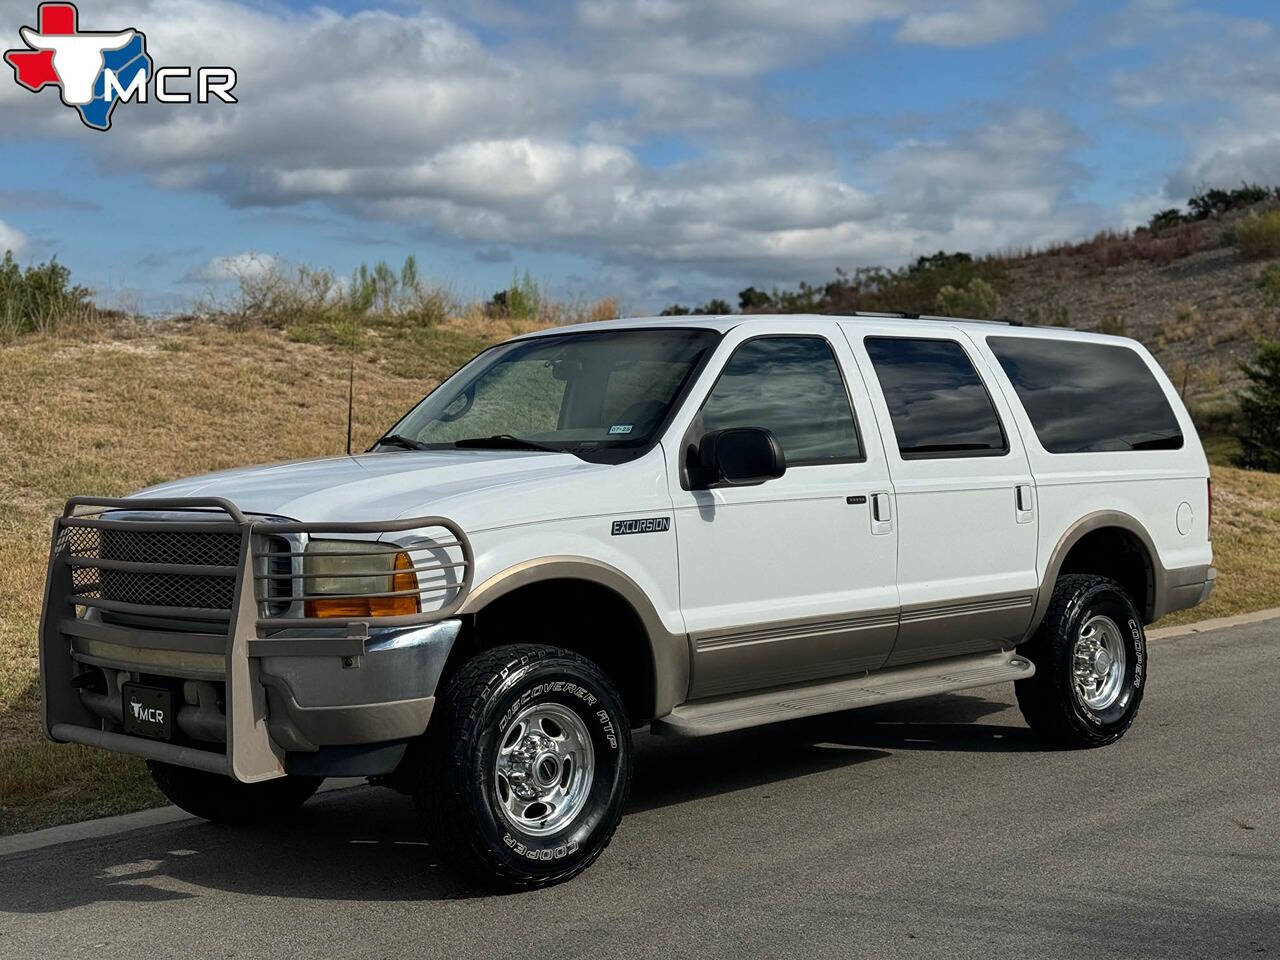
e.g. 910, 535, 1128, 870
494, 703, 595, 837
1073, 614, 1127, 710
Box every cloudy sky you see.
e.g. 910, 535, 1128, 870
1, 0, 1277, 312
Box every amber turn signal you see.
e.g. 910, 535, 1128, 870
305, 551, 420, 618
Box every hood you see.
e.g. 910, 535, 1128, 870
133, 449, 604, 525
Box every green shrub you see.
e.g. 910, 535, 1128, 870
1259, 265, 1280, 308
1235, 339, 1280, 472
1148, 208, 1185, 231
1099, 314, 1127, 336
660, 298, 732, 316
935, 277, 1000, 319
1235, 212, 1280, 260
0, 250, 96, 338
1188, 183, 1277, 220
212, 256, 340, 331
486, 270, 542, 321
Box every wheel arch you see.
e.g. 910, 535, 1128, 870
1030, 512, 1164, 634
454, 557, 688, 724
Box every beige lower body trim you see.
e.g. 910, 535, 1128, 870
886, 592, 1035, 667
1153, 564, 1216, 621
689, 610, 898, 699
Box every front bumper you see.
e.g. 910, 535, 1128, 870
40, 496, 471, 782
259, 621, 459, 752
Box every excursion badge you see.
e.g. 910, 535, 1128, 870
611, 517, 671, 536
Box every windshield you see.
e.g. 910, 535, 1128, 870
380, 328, 719, 460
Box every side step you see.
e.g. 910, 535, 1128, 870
651, 650, 1034, 737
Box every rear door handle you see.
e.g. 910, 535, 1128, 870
871, 492, 893, 535
1016, 483, 1035, 523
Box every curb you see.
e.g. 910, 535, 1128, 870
0, 777, 366, 858
1147, 606, 1280, 641
4, 609, 1278, 858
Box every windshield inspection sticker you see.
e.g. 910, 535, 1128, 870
611, 517, 671, 536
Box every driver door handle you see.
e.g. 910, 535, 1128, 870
870, 492, 893, 535
1016, 483, 1035, 523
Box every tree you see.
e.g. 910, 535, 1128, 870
1235, 339, 1280, 472
1148, 208, 1184, 232
738, 286, 773, 312
935, 277, 1000, 319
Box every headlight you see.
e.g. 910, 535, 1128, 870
302, 540, 420, 618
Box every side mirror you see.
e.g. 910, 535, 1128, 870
696, 427, 786, 488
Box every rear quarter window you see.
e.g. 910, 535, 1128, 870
863, 336, 1008, 459
987, 337, 1184, 453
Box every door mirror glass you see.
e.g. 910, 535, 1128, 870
696, 427, 786, 488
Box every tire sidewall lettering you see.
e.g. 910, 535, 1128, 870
478, 659, 629, 870
503, 834, 579, 861
1070, 590, 1145, 730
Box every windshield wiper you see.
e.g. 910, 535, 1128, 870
371, 434, 428, 451
452, 434, 560, 452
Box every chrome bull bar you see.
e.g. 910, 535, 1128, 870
39, 495, 473, 782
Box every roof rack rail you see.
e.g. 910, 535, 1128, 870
842, 311, 1019, 326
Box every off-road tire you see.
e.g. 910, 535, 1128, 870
146, 761, 323, 824
415, 644, 632, 890
1016, 574, 1147, 748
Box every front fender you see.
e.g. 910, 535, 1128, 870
459, 555, 690, 718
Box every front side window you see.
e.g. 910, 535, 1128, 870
697, 337, 862, 466
385, 329, 718, 459
987, 337, 1184, 453
864, 337, 1007, 459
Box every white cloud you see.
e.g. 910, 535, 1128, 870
0, 0, 1084, 295
895, 0, 1047, 47
1104, 3, 1280, 202
183, 251, 277, 284
0, 218, 27, 254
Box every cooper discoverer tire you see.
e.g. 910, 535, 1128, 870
146, 761, 322, 824
1016, 574, 1147, 748
415, 643, 632, 890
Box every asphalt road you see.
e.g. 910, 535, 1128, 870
1, 620, 1277, 960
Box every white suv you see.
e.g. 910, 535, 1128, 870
39, 313, 1215, 888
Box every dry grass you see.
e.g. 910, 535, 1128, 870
1, 320, 1278, 833
1159, 464, 1280, 625
0, 317, 521, 833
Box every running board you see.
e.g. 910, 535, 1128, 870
652, 650, 1034, 737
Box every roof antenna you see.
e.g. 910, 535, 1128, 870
345, 316, 358, 457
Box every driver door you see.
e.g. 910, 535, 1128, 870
665, 321, 899, 699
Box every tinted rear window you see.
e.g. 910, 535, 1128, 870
987, 337, 1183, 453
864, 337, 1007, 459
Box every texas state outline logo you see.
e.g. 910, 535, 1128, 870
4, 2, 237, 132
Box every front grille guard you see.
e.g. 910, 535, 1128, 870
39, 495, 473, 782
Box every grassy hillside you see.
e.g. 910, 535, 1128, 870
0, 317, 527, 834
686, 192, 1280, 420
998, 208, 1280, 412
2, 317, 1279, 835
